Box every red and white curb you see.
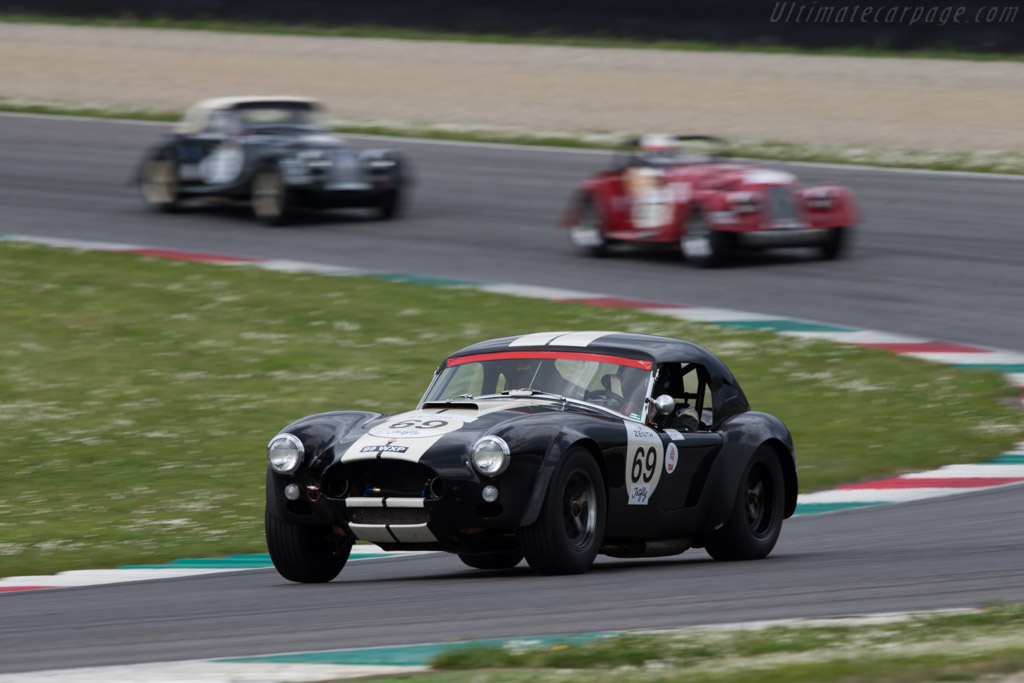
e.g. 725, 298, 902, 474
0, 546, 428, 594
797, 441, 1024, 508
2, 233, 1022, 590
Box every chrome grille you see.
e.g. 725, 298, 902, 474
767, 186, 800, 224
348, 507, 430, 525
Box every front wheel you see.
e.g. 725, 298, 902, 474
520, 447, 606, 575
376, 188, 402, 220
820, 227, 852, 260
251, 167, 291, 226
704, 447, 784, 561
139, 158, 179, 212
265, 510, 351, 583
458, 550, 524, 570
681, 207, 730, 268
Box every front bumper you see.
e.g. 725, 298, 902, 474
735, 227, 835, 249
290, 184, 397, 209
268, 454, 540, 552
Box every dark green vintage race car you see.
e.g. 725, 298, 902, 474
265, 331, 797, 581
137, 96, 408, 225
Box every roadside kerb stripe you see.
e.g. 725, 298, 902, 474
0, 547, 427, 593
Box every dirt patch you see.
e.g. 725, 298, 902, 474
3, 22, 1023, 152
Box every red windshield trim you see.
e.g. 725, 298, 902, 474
447, 351, 652, 370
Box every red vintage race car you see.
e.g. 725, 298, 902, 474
560, 135, 859, 266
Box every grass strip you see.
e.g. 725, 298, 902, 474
3, 96, 1023, 176
1, 241, 1021, 577
406, 605, 1024, 682
3, 14, 1023, 62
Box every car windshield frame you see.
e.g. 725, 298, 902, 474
419, 351, 655, 422
231, 103, 328, 132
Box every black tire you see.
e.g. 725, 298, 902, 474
704, 447, 785, 561
458, 550, 524, 570
251, 166, 292, 226
681, 206, 730, 268
520, 447, 606, 575
820, 227, 851, 260
567, 195, 609, 257
138, 158, 180, 212
377, 188, 402, 220
265, 509, 351, 583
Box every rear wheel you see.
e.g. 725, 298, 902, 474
265, 510, 351, 583
704, 447, 784, 561
820, 227, 851, 260
681, 207, 729, 267
520, 447, 606, 575
568, 196, 608, 257
458, 550, 523, 570
139, 158, 179, 212
251, 167, 291, 226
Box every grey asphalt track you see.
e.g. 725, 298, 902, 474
2, 114, 1022, 350
2, 113, 1023, 673
2, 486, 1024, 673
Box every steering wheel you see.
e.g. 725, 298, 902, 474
585, 390, 625, 409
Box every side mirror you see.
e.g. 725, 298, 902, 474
653, 394, 676, 416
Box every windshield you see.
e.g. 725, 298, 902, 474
233, 104, 327, 130
631, 136, 722, 166
425, 351, 652, 420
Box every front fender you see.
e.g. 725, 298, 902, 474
132, 136, 178, 185
803, 185, 861, 229
266, 410, 381, 522
517, 426, 599, 527
359, 148, 410, 186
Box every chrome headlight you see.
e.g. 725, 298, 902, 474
297, 149, 332, 169
471, 436, 510, 476
267, 433, 304, 474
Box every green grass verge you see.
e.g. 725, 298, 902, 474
3, 96, 1023, 176
409, 605, 1024, 682
1, 241, 1021, 577
3, 14, 1023, 62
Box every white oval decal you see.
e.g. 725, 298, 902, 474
665, 442, 679, 474
369, 413, 471, 439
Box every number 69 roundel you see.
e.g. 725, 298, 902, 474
625, 422, 664, 505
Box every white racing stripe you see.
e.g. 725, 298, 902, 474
507, 330, 616, 347
339, 400, 545, 544
548, 331, 617, 347
341, 399, 545, 464
508, 331, 573, 346
345, 497, 426, 508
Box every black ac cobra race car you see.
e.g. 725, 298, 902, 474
265, 332, 797, 580
137, 96, 407, 225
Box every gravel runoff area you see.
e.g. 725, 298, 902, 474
2, 22, 1024, 153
